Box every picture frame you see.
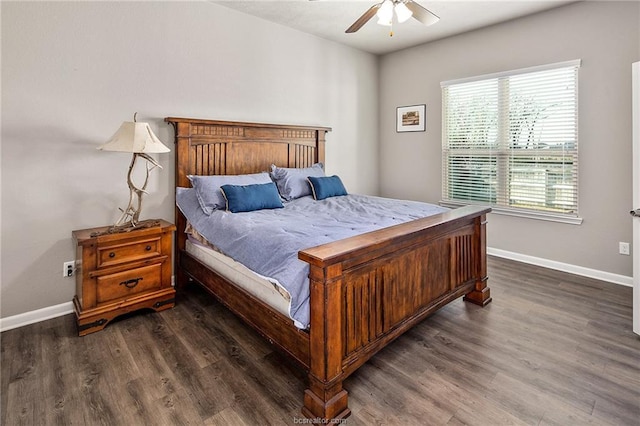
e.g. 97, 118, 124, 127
396, 104, 426, 133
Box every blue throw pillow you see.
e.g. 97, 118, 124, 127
307, 175, 348, 201
188, 172, 273, 215
220, 182, 284, 213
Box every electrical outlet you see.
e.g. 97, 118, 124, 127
63, 261, 75, 277
619, 242, 630, 256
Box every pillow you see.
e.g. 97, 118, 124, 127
220, 182, 284, 213
270, 163, 324, 201
188, 172, 272, 215
176, 187, 202, 219
307, 175, 348, 201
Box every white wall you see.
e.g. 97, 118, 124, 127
379, 1, 640, 277
0, 1, 379, 318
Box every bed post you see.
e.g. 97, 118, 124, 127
302, 263, 351, 421
169, 119, 192, 289
463, 213, 492, 306
316, 128, 326, 165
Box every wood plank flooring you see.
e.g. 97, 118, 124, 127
2, 256, 639, 425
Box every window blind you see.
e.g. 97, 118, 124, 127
441, 60, 580, 220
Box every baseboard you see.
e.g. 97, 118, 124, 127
488, 247, 633, 287
1, 275, 177, 333
1, 260, 632, 333
0, 301, 74, 333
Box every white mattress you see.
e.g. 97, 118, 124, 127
185, 239, 301, 327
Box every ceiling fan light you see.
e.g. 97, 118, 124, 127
376, 0, 394, 23
395, 2, 413, 23
377, 17, 393, 26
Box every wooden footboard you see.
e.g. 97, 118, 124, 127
298, 205, 491, 420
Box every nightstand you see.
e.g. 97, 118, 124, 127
72, 220, 176, 336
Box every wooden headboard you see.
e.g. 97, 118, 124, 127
164, 117, 331, 188
164, 117, 332, 264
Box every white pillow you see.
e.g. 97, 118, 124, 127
270, 163, 324, 201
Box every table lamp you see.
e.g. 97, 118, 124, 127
98, 113, 170, 232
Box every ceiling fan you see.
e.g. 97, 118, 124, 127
345, 0, 439, 35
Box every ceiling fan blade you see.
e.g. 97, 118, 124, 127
345, 3, 381, 33
405, 0, 440, 26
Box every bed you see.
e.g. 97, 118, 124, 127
166, 117, 492, 421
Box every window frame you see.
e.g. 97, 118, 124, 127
440, 60, 582, 225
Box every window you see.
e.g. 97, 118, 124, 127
441, 60, 581, 224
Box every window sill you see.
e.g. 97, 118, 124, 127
439, 201, 583, 225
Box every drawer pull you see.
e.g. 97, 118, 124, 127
145, 245, 152, 251
120, 277, 143, 289
109, 252, 116, 258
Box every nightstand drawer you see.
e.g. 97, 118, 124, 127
96, 263, 162, 304
97, 237, 161, 268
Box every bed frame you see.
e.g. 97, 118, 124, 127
166, 117, 492, 421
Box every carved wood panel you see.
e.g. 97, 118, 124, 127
188, 141, 317, 175
169, 118, 327, 177
450, 232, 474, 289
291, 144, 317, 168
191, 143, 226, 175
340, 228, 479, 359
192, 124, 244, 138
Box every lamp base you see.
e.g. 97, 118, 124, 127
90, 219, 162, 237
112, 152, 162, 230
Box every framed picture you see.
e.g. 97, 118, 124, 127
396, 104, 426, 133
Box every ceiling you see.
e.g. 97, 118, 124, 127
212, 0, 578, 55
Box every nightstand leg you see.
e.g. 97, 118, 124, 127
74, 290, 175, 336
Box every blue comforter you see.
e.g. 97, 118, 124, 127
176, 188, 448, 328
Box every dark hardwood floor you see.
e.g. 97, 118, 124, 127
2, 256, 639, 425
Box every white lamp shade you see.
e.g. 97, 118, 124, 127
395, 2, 413, 23
98, 121, 170, 153
376, 0, 394, 23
